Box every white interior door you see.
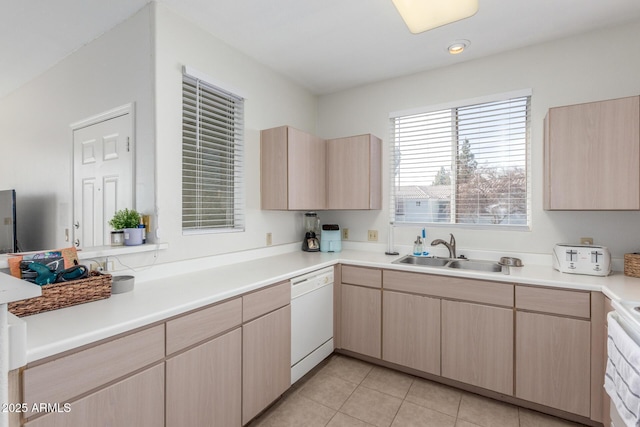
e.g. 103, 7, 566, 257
73, 113, 133, 248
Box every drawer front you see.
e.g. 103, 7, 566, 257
342, 265, 382, 288
383, 270, 513, 307
167, 297, 242, 354
243, 281, 290, 322
25, 364, 165, 427
24, 324, 165, 409
516, 286, 590, 318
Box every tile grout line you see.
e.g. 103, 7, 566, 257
255, 354, 587, 427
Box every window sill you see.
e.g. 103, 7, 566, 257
76, 242, 169, 260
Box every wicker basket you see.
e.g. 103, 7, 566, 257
8, 272, 112, 317
624, 253, 640, 278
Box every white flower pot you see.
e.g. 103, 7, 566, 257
123, 227, 144, 246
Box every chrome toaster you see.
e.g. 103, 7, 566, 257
552, 244, 611, 276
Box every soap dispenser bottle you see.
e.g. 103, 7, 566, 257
421, 228, 429, 256
413, 236, 423, 256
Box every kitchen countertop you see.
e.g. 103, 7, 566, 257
12, 248, 640, 364
0, 273, 40, 305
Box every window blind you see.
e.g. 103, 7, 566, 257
390, 93, 531, 227
182, 72, 245, 232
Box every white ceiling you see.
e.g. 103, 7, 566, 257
3, 0, 640, 98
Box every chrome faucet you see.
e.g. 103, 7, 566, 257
431, 233, 456, 259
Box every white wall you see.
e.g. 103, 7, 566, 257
317, 19, 640, 259
0, 6, 155, 251
152, 3, 318, 263
4, 4, 639, 264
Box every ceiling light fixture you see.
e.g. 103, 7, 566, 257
448, 39, 470, 54
392, 0, 479, 34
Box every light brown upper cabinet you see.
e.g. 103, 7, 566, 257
544, 96, 640, 210
326, 134, 382, 210
261, 126, 326, 210
261, 127, 382, 210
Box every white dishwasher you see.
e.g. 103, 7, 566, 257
290, 266, 334, 384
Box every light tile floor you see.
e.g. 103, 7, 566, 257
249, 354, 589, 427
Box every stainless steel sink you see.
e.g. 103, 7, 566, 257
392, 255, 503, 273
447, 260, 503, 273
392, 255, 450, 267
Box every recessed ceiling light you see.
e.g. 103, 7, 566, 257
448, 40, 470, 54
392, 0, 479, 34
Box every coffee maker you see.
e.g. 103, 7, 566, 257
302, 212, 320, 252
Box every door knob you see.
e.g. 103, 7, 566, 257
74, 221, 80, 229
74, 239, 80, 247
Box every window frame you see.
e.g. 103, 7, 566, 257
181, 67, 245, 234
389, 90, 532, 230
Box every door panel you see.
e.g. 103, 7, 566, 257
73, 113, 133, 248
81, 179, 96, 246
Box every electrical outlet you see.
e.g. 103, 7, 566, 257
266, 232, 273, 246
368, 230, 378, 242
342, 228, 349, 240
91, 260, 114, 272
580, 237, 593, 245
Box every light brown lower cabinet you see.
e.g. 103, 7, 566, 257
515, 311, 591, 417
24, 364, 164, 427
382, 290, 440, 375
441, 300, 513, 395
18, 284, 292, 427
242, 305, 291, 425
340, 284, 381, 358
166, 328, 242, 427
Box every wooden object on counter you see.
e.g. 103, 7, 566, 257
624, 253, 640, 277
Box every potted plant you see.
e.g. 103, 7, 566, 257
109, 208, 143, 246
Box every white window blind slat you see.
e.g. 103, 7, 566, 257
390, 94, 531, 227
182, 71, 245, 232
